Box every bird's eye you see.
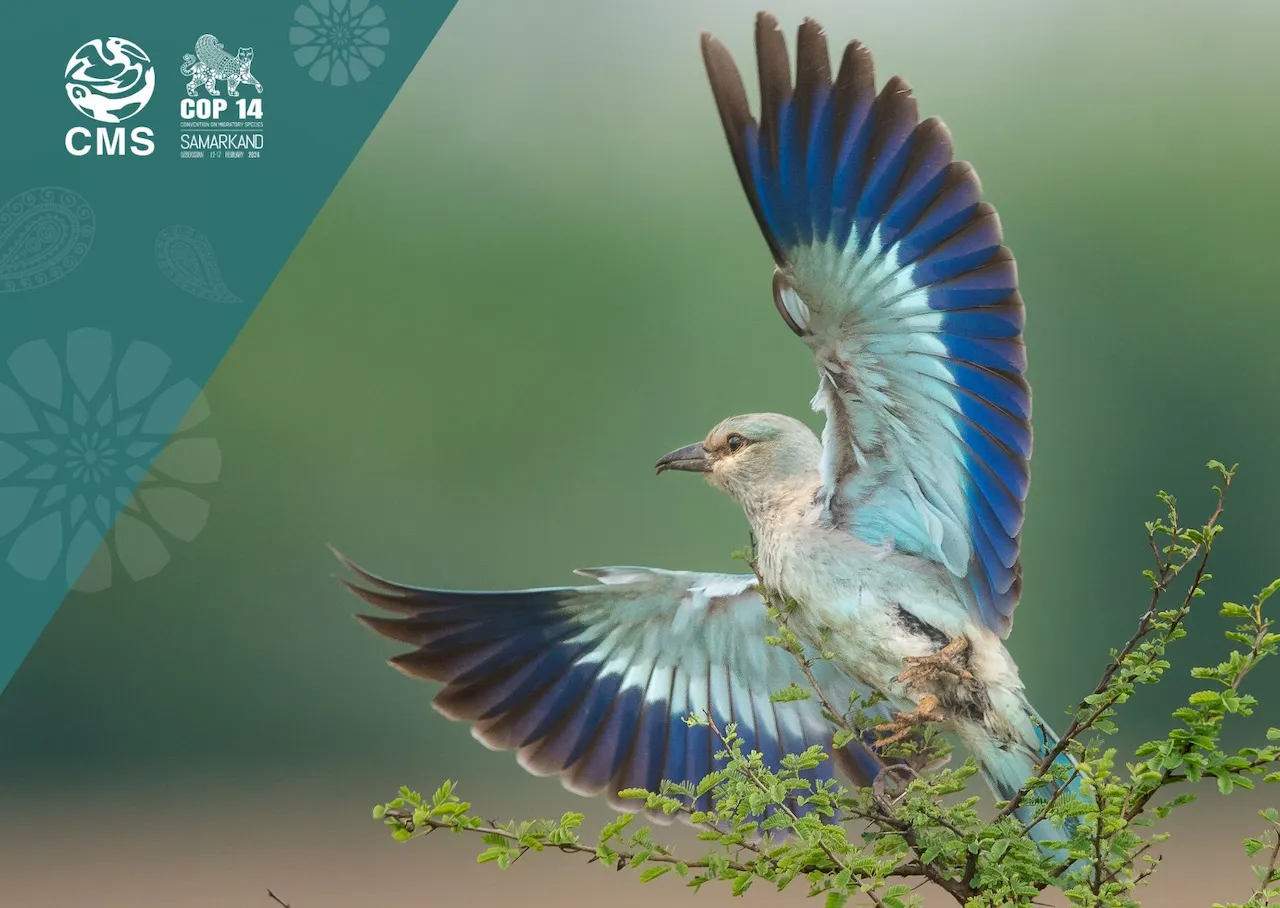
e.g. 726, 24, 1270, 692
726, 433, 747, 453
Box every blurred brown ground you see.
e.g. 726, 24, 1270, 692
0, 772, 1269, 907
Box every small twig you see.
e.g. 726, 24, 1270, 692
266, 890, 291, 908
1252, 830, 1280, 903
1100, 843, 1158, 887
1021, 764, 1084, 835
385, 799, 920, 886
387, 809, 755, 873
703, 713, 848, 873
871, 764, 917, 811
1091, 786, 1106, 896
999, 477, 1230, 826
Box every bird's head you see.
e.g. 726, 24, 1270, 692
654, 413, 823, 508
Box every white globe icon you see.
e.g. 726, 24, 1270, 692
65, 37, 156, 124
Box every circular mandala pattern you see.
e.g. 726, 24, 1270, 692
0, 328, 221, 591
290, 0, 390, 87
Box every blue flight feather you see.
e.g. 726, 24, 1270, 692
343, 559, 908, 819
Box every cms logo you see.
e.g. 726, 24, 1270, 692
65, 126, 155, 157
63, 37, 157, 157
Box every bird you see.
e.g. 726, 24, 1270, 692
339, 12, 1080, 850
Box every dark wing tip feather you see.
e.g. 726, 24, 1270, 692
870, 75, 920, 157
339, 577, 423, 616
877, 74, 916, 107
330, 547, 412, 593
354, 612, 430, 646
948, 160, 984, 204
700, 32, 750, 123
755, 10, 783, 41
834, 38, 875, 99
702, 28, 788, 261
907, 116, 954, 178
754, 10, 793, 158
794, 18, 831, 99
388, 649, 451, 682
917, 114, 953, 144
754, 15, 792, 98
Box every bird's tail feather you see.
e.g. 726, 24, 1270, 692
965, 691, 1085, 863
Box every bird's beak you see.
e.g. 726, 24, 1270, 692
655, 442, 713, 475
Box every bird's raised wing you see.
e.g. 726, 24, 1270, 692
702, 15, 1030, 637
339, 553, 900, 818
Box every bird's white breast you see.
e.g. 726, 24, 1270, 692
758, 516, 1019, 709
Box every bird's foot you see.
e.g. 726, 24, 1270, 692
874, 694, 945, 750
895, 635, 974, 690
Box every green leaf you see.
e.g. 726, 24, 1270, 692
770, 683, 812, 703
639, 865, 672, 882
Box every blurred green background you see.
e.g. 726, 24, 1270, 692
3, 0, 1279, 904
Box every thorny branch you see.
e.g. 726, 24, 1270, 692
996, 470, 1232, 827
1253, 832, 1280, 904
381, 771, 927, 886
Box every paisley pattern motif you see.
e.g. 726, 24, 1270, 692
154, 225, 243, 303
0, 188, 95, 294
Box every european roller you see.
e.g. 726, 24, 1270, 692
341, 13, 1079, 852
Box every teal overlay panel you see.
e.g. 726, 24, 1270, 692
0, 0, 457, 693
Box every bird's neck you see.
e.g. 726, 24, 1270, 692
739, 473, 823, 547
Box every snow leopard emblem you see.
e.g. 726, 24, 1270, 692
180, 34, 263, 98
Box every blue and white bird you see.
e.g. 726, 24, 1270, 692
341, 13, 1077, 847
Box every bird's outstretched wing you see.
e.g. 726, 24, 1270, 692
701, 15, 1030, 637
338, 552, 899, 818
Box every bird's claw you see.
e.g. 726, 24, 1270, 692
895, 635, 974, 690
874, 694, 944, 750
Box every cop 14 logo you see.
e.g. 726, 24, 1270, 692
64, 37, 156, 156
